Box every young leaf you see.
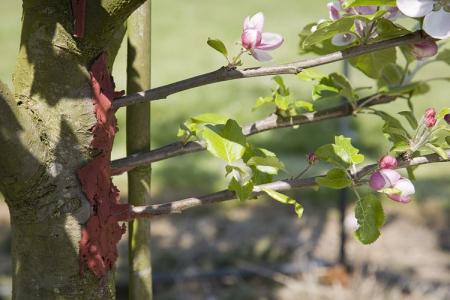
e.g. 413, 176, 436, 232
201, 120, 246, 163
247, 156, 285, 175
262, 188, 304, 218
355, 194, 385, 244
253, 96, 274, 110
207, 38, 228, 58
297, 69, 324, 81
294, 100, 314, 112
273, 76, 290, 96
333, 135, 365, 165
342, 0, 396, 8
399, 111, 418, 129
316, 168, 352, 189
377, 63, 404, 89
350, 48, 396, 79
425, 143, 449, 159
229, 177, 254, 202
302, 18, 356, 48
436, 49, 450, 66
274, 94, 290, 111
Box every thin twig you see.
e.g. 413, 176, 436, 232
129, 150, 449, 218
111, 93, 396, 175
112, 32, 424, 109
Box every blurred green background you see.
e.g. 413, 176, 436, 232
1, 1, 450, 299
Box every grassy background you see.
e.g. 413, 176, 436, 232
0, 1, 449, 210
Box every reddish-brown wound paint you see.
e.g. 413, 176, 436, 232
71, 0, 86, 38
77, 53, 130, 278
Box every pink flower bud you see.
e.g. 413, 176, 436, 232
411, 39, 438, 60
424, 108, 437, 128
445, 114, 450, 124
369, 169, 401, 191
387, 178, 415, 203
378, 155, 398, 169
307, 152, 319, 164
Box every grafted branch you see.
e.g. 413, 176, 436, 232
112, 31, 424, 109
130, 150, 450, 218
111, 94, 396, 175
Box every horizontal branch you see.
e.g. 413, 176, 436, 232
111, 93, 396, 175
130, 150, 450, 218
112, 31, 424, 109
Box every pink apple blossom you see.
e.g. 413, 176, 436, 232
387, 178, 415, 203
241, 12, 284, 61
397, 0, 450, 39
378, 155, 398, 169
369, 169, 401, 190
369, 168, 415, 204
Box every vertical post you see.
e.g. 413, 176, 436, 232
338, 60, 350, 268
126, 1, 152, 299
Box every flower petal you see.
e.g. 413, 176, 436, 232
248, 12, 264, 32
379, 169, 402, 187
257, 32, 284, 50
241, 29, 262, 50
387, 194, 411, 203
331, 33, 356, 46
396, 0, 433, 17
251, 49, 272, 61
354, 6, 377, 15
394, 178, 415, 196
327, 2, 341, 20
423, 9, 450, 39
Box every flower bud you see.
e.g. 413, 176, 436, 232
378, 155, 398, 169
307, 152, 319, 164
445, 114, 450, 124
369, 169, 401, 191
411, 39, 438, 60
424, 108, 437, 128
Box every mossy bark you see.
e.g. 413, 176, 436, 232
0, 0, 145, 298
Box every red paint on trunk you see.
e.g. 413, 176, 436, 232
71, 0, 86, 38
77, 53, 130, 278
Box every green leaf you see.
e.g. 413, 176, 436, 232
342, 0, 396, 7
316, 168, 352, 189
436, 49, 450, 66
425, 143, 448, 159
377, 63, 404, 89
207, 38, 228, 58
312, 72, 356, 103
274, 94, 290, 111
375, 18, 411, 41
297, 69, 324, 81
229, 178, 254, 202
262, 188, 304, 218
253, 96, 274, 110
201, 119, 246, 163
355, 194, 385, 244
333, 135, 365, 165
247, 156, 285, 175
380, 81, 430, 96
350, 48, 396, 79
294, 100, 314, 112
391, 141, 410, 153
302, 17, 356, 48
273, 76, 290, 96
191, 113, 229, 125
399, 111, 418, 130
437, 107, 450, 119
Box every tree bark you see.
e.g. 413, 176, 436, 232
126, 1, 153, 299
0, 0, 144, 298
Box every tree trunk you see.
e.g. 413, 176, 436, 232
0, 0, 145, 298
